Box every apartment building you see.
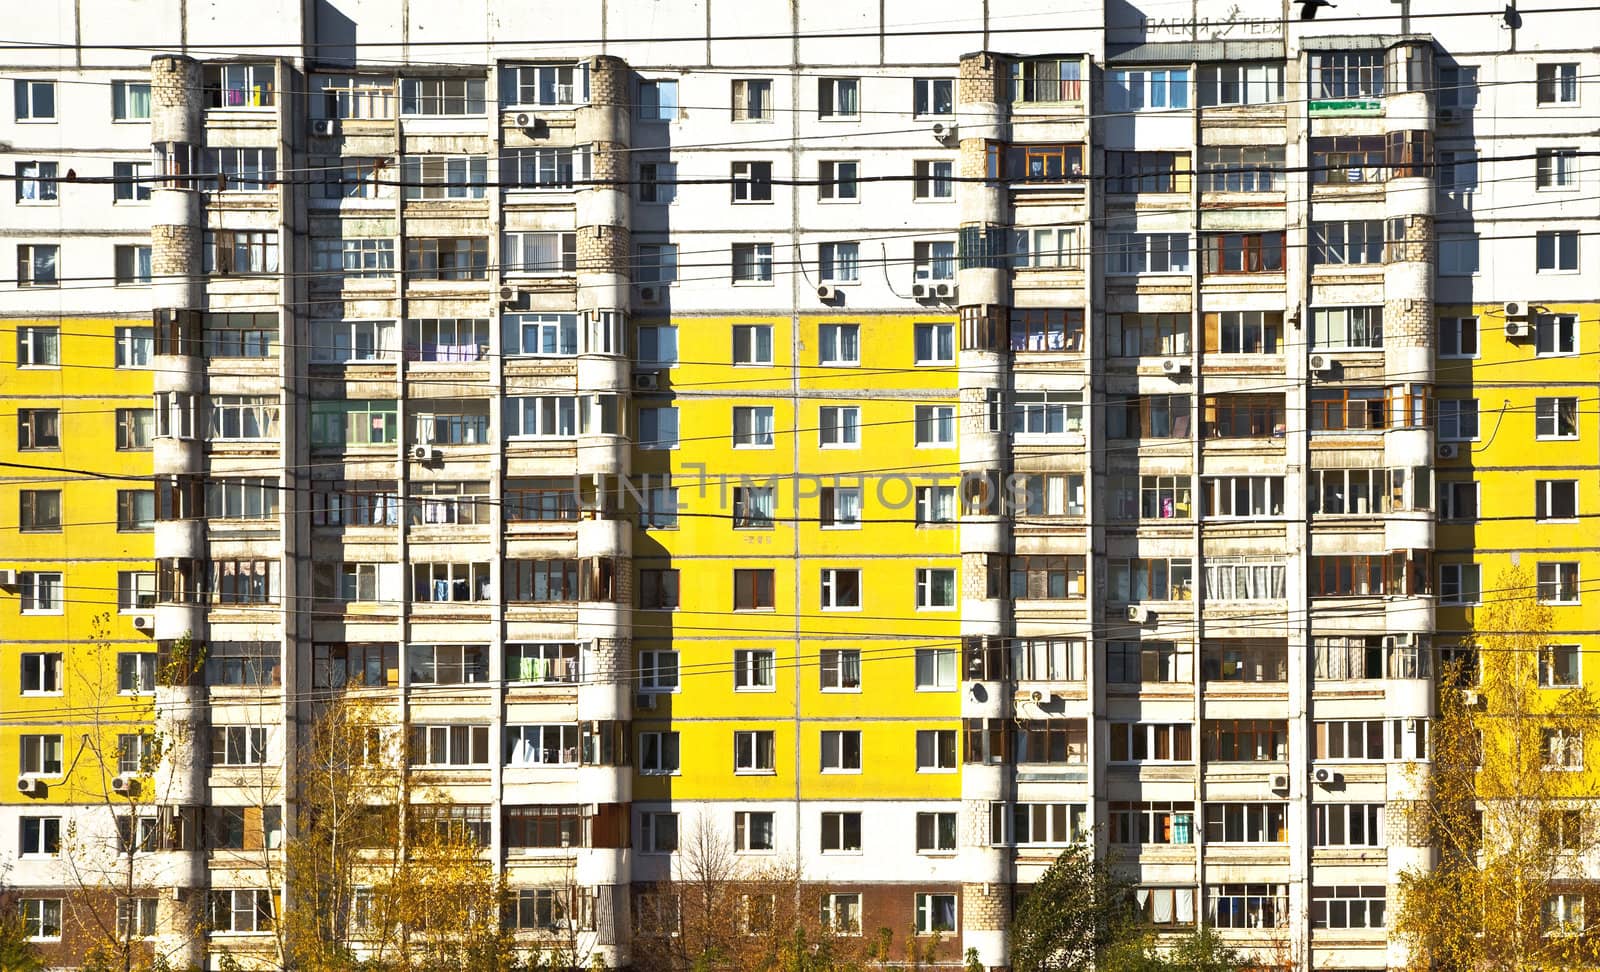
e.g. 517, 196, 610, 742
2, 0, 1597, 968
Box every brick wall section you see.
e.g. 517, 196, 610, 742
151, 56, 199, 111
592, 637, 627, 679
1384, 215, 1433, 348
1385, 799, 1431, 847
578, 225, 632, 275
591, 55, 630, 112
959, 52, 1004, 106
959, 139, 989, 180
592, 140, 626, 187
152, 223, 199, 278
963, 553, 995, 599
963, 881, 1010, 931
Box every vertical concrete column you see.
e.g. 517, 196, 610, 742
1380, 42, 1438, 971
954, 51, 1012, 971
147, 54, 209, 972
572, 53, 635, 969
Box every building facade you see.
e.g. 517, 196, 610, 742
1, 0, 1597, 968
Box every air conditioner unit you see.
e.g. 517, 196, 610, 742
1161, 358, 1190, 376
816, 284, 837, 301
1270, 774, 1290, 792
931, 121, 957, 141
911, 283, 930, 299
1437, 443, 1460, 460
111, 776, 139, 796
1313, 767, 1336, 786
17, 777, 44, 797
310, 119, 338, 137
1504, 320, 1532, 339
634, 693, 658, 711
0, 569, 16, 587
1308, 353, 1334, 375
412, 445, 433, 461
1502, 300, 1532, 319
1126, 605, 1153, 624
934, 282, 955, 300
132, 614, 154, 633
633, 371, 661, 392
513, 111, 536, 129
1027, 690, 1045, 703
637, 285, 662, 305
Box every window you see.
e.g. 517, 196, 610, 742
1203, 232, 1284, 274
1204, 557, 1287, 601
19, 489, 61, 533
915, 730, 957, 773
507, 63, 587, 106
732, 324, 774, 364
205, 312, 276, 358
502, 146, 590, 190
409, 724, 490, 766
639, 79, 679, 121
1201, 476, 1284, 518
117, 490, 155, 531
17, 245, 59, 288
820, 568, 862, 610
1438, 399, 1479, 441
636, 324, 679, 366
914, 405, 956, 446
14, 80, 55, 120
638, 160, 677, 204
502, 559, 582, 603
19, 653, 61, 695
117, 570, 157, 612
1545, 894, 1586, 936
117, 898, 158, 939
1537, 63, 1579, 105
1309, 135, 1386, 184
1011, 57, 1083, 102
915, 568, 956, 609
1537, 397, 1579, 439
20, 899, 61, 940
404, 237, 488, 280
908, 322, 955, 364
1440, 564, 1482, 605
1540, 562, 1580, 604
1314, 805, 1384, 847
1197, 145, 1283, 193
810, 243, 861, 286
821, 649, 862, 691
209, 889, 275, 934
1438, 150, 1478, 193
913, 241, 955, 281
308, 318, 393, 363
1201, 720, 1288, 761
734, 649, 776, 690
821, 893, 862, 934
624, 407, 675, 451
1543, 728, 1585, 770
398, 155, 487, 199
1542, 645, 1581, 687
201, 147, 276, 192
913, 77, 954, 116
1106, 641, 1191, 684
209, 395, 280, 441
1310, 885, 1387, 930
1202, 640, 1288, 682
819, 486, 862, 528
505, 724, 578, 766
211, 726, 268, 766
1105, 68, 1189, 112
1537, 232, 1579, 272
1441, 481, 1479, 520
732, 243, 774, 283
639, 731, 680, 774
915, 485, 956, 525
311, 75, 395, 120
914, 647, 957, 690
639, 650, 680, 693
1004, 391, 1086, 438
1538, 480, 1580, 521
818, 407, 859, 448
1109, 802, 1194, 845
818, 160, 859, 201
639, 569, 680, 609
117, 653, 156, 694
1198, 63, 1285, 106
1105, 151, 1190, 194
1439, 65, 1480, 110
915, 893, 957, 935
19, 735, 63, 775
1537, 148, 1580, 189
818, 324, 859, 365
1439, 317, 1478, 358
818, 78, 860, 118
503, 232, 576, 274
1009, 556, 1088, 600
114, 161, 153, 202
731, 160, 773, 203
735, 810, 775, 851
14, 161, 57, 203
1204, 804, 1288, 844
1311, 221, 1383, 267
911, 811, 957, 854
19, 572, 63, 614
732, 79, 773, 121
111, 245, 153, 286
410, 562, 490, 603
820, 811, 862, 852
733, 406, 776, 447
733, 569, 775, 610
204, 230, 279, 275
1005, 638, 1087, 682
635, 243, 678, 283
914, 160, 954, 199
1537, 314, 1578, 356
399, 77, 485, 115
1108, 723, 1194, 763
1011, 227, 1083, 271
1209, 885, 1287, 930
1312, 52, 1384, 98
1105, 233, 1190, 274
734, 730, 776, 774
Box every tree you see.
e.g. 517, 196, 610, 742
1103, 925, 1249, 972
1009, 842, 1139, 972
1394, 566, 1600, 971
0, 884, 44, 972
